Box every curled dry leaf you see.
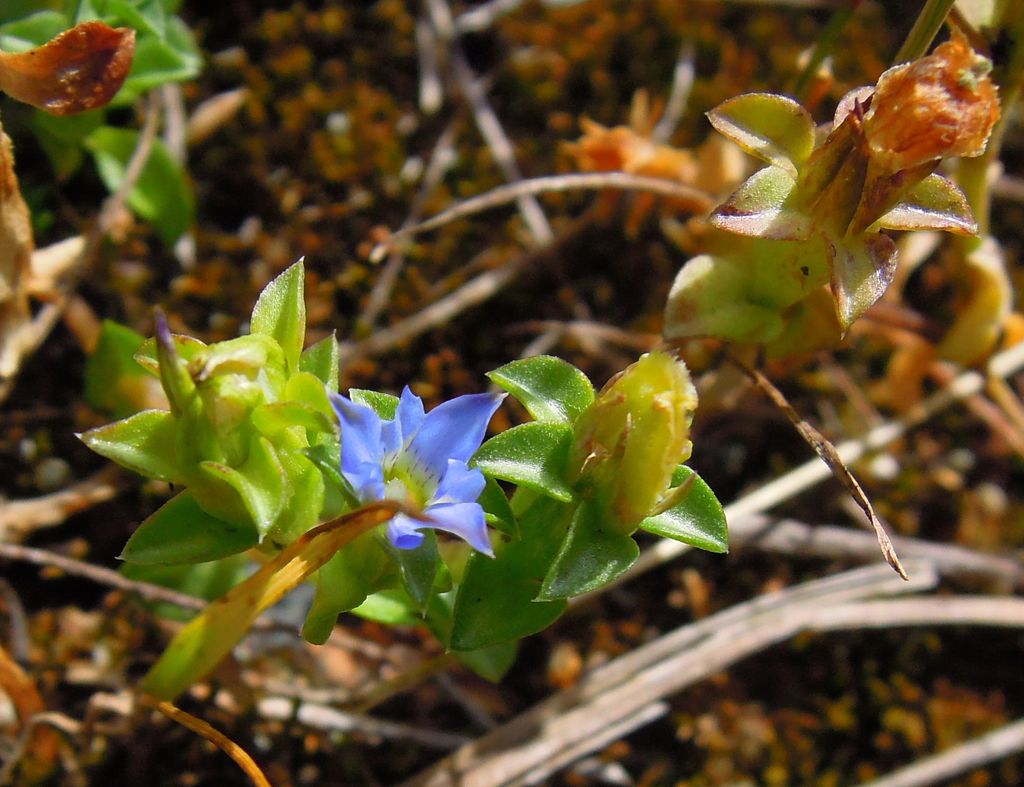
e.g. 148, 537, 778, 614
862, 30, 1000, 173
0, 21, 136, 116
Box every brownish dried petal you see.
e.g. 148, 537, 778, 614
0, 120, 35, 377
862, 31, 999, 172
0, 22, 135, 116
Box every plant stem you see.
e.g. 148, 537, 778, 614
894, 0, 956, 63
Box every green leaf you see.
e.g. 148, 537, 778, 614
121, 553, 249, 621
250, 260, 306, 375
251, 401, 333, 440
487, 356, 594, 423
538, 499, 639, 600
709, 167, 810, 241
829, 232, 897, 330
351, 588, 421, 626
84, 127, 194, 244
390, 530, 439, 611
102, 0, 166, 39
455, 640, 519, 682
80, 409, 183, 482
300, 333, 339, 391
0, 11, 67, 51
134, 333, 207, 375
639, 466, 728, 553
198, 435, 285, 538
450, 497, 570, 650
267, 451, 325, 547
875, 173, 977, 235
120, 491, 259, 565
85, 320, 166, 417
472, 422, 575, 502
30, 109, 104, 179
707, 93, 816, 176
350, 389, 399, 420
302, 532, 393, 643
112, 18, 202, 104
480, 477, 517, 538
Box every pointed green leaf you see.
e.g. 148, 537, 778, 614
251, 401, 333, 439
707, 93, 816, 176
450, 497, 570, 650
351, 588, 421, 626
302, 532, 393, 643
709, 167, 811, 240
120, 491, 259, 565
875, 173, 977, 235
538, 499, 639, 600
487, 356, 594, 424
640, 466, 728, 553
250, 260, 306, 375
472, 422, 575, 502
80, 409, 184, 482
199, 435, 285, 538
829, 232, 897, 330
300, 333, 339, 391
350, 389, 399, 420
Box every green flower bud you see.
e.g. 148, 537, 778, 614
569, 352, 698, 529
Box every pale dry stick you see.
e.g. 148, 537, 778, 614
0, 467, 125, 542
516, 319, 660, 353
651, 41, 696, 144
370, 171, 713, 261
416, 14, 444, 114
0, 92, 162, 404
453, 0, 524, 34
425, 0, 555, 246
426, 589, 1024, 787
257, 696, 470, 750
0, 541, 216, 612
405, 562, 936, 787
858, 716, 1024, 787
425, 0, 551, 244
629, 339, 1024, 582
729, 513, 1024, 589
358, 121, 460, 333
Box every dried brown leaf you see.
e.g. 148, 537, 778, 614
0, 120, 34, 379
0, 22, 135, 116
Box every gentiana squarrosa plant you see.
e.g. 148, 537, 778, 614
80, 260, 727, 700
663, 31, 1001, 357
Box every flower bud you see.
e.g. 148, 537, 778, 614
863, 31, 999, 174
569, 352, 698, 529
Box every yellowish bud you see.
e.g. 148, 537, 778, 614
570, 352, 698, 529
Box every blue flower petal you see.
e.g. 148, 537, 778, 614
423, 501, 494, 557
432, 459, 485, 506
404, 392, 505, 480
387, 512, 426, 550
396, 386, 425, 444
330, 392, 386, 502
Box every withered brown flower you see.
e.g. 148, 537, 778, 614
862, 30, 1000, 173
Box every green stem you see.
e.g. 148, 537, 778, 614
793, 3, 857, 101
894, 0, 956, 63
956, 8, 1024, 238
140, 502, 399, 700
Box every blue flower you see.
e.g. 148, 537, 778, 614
328, 387, 505, 556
